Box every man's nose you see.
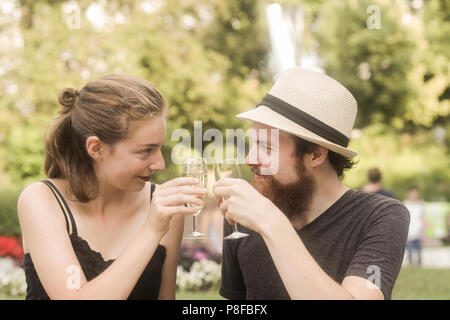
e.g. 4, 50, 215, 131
245, 144, 260, 166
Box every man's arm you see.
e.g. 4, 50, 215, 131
260, 213, 384, 300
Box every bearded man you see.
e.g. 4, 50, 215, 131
213, 68, 410, 300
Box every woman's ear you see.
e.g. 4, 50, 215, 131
86, 136, 104, 160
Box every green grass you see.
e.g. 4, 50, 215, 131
391, 266, 450, 300
0, 292, 25, 300
176, 289, 224, 300
1, 267, 449, 300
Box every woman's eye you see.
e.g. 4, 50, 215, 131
140, 149, 152, 156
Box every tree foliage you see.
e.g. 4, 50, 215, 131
0, 0, 269, 185
0, 0, 448, 200
315, 0, 449, 129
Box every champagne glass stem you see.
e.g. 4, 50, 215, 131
193, 214, 199, 234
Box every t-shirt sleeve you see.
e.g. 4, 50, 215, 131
219, 219, 247, 300
344, 203, 410, 300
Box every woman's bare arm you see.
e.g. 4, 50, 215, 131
157, 215, 184, 299
18, 178, 203, 300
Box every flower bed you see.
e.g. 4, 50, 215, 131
0, 257, 26, 297
0, 236, 24, 262
0, 236, 26, 297
176, 245, 221, 291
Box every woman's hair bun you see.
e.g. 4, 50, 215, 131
58, 87, 78, 112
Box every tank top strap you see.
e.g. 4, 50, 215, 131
41, 180, 78, 236
150, 183, 156, 202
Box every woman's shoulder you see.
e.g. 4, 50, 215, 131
19, 180, 50, 203
19, 178, 68, 200
18, 179, 68, 215
18, 179, 70, 253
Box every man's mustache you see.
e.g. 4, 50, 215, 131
251, 168, 259, 175
250, 166, 266, 176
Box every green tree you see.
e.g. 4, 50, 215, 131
315, 0, 418, 128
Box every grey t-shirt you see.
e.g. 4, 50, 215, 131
220, 189, 410, 300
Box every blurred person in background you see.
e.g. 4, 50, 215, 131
404, 186, 425, 266
363, 167, 395, 198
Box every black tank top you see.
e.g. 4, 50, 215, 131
23, 180, 166, 300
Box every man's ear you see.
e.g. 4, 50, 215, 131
86, 136, 104, 160
310, 146, 328, 168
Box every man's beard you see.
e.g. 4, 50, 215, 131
251, 160, 316, 220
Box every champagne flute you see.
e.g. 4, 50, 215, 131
182, 158, 208, 239
214, 158, 249, 240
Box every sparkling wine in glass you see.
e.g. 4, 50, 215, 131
214, 158, 249, 240
182, 158, 208, 239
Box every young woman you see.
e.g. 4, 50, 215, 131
17, 74, 206, 299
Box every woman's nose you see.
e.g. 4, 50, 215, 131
149, 150, 165, 171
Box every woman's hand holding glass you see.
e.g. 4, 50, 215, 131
145, 177, 207, 237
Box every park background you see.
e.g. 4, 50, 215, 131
0, 0, 449, 299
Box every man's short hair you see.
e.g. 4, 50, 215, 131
291, 135, 356, 179
368, 168, 382, 183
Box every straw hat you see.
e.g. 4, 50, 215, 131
237, 67, 358, 158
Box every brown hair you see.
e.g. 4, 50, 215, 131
45, 74, 166, 202
368, 167, 382, 183
291, 135, 356, 179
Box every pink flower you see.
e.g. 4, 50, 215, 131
194, 251, 208, 261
